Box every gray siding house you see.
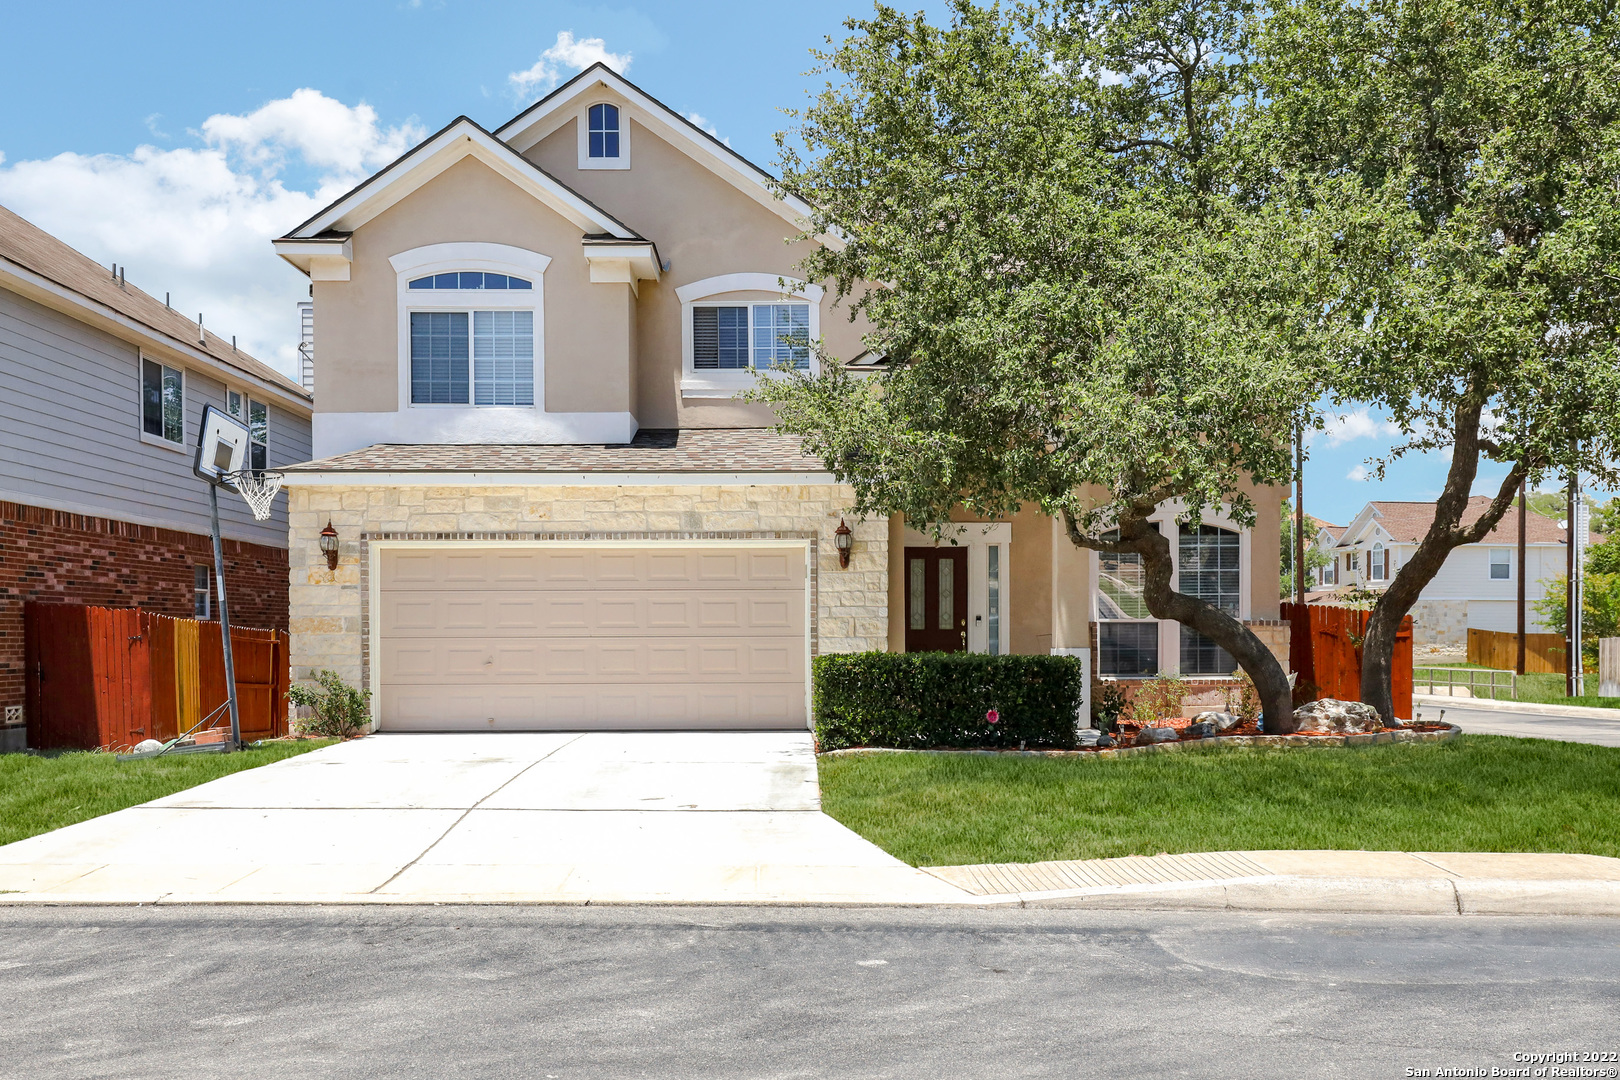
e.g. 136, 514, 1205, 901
0, 203, 313, 725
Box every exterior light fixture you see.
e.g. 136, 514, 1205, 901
318, 521, 339, 571
834, 518, 853, 569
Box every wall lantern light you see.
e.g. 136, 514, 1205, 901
318, 521, 340, 572
834, 518, 853, 569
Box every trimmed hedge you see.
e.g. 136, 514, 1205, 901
813, 652, 1086, 751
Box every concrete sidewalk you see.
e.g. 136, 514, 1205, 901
1414, 697, 1620, 747
925, 849, 1620, 914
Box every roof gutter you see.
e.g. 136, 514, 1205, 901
280, 470, 838, 487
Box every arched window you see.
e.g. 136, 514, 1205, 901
588, 103, 620, 158
408, 272, 531, 291
1370, 543, 1386, 581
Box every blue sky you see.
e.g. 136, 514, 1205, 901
0, 2, 1604, 523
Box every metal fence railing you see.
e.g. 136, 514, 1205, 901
1413, 666, 1518, 702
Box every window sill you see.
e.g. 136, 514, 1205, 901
680, 369, 812, 400
140, 430, 188, 455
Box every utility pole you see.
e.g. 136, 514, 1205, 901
1516, 478, 1526, 676
1567, 475, 1577, 698
1295, 424, 1306, 605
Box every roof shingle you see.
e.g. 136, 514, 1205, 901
1351, 497, 1571, 545
284, 429, 826, 474
0, 204, 308, 400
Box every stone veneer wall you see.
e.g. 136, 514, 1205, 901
1408, 599, 1469, 647
286, 483, 888, 690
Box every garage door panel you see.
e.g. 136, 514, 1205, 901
380, 638, 804, 682
381, 684, 804, 730
381, 590, 806, 637
378, 546, 807, 730
381, 549, 805, 592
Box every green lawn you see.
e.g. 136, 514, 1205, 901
0, 739, 336, 847
1418, 663, 1620, 709
817, 736, 1620, 866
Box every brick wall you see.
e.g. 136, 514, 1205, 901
0, 500, 288, 713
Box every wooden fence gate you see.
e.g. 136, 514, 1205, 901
1281, 602, 1414, 720
24, 602, 288, 751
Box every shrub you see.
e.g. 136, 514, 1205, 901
287, 670, 372, 738
1093, 682, 1128, 732
813, 652, 1086, 751
1127, 672, 1189, 728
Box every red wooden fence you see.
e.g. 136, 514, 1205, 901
1281, 602, 1414, 720
24, 602, 288, 751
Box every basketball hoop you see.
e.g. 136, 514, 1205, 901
221, 470, 285, 521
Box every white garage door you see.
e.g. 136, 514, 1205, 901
376, 545, 808, 731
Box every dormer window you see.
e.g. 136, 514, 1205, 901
588, 103, 621, 158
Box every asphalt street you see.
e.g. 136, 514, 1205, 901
1416, 703, 1620, 747
1, 906, 1615, 1079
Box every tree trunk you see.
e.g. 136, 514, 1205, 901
1069, 511, 1297, 734
1359, 397, 1527, 721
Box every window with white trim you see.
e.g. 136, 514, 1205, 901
1097, 528, 1159, 676
227, 390, 269, 471
691, 303, 810, 370
588, 103, 621, 158
193, 565, 211, 620
1489, 548, 1511, 580
1179, 524, 1240, 675
1369, 542, 1386, 581
141, 358, 183, 445
406, 274, 536, 407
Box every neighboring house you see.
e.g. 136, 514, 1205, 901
1316, 498, 1578, 645
1310, 520, 1344, 587
272, 64, 1286, 732
0, 204, 313, 727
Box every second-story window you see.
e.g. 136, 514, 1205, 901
691, 304, 810, 370
141, 358, 184, 445
588, 103, 621, 158
227, 390, 269, 470
1490, 548, 1511, 580
409, 310, 535, 406
1369, 543, 1386, 581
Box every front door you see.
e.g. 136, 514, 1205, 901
904, 547, 969, 653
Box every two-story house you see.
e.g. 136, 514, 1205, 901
1, 204, 313, 729
273, 65, 1287, 732
1313, 498, 1575, 645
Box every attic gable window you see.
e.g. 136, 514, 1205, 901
588, 103, 621, 158
408, 272, 532, 291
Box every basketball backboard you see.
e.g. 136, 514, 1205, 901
194, 404, 250, 488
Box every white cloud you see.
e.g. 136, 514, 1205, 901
0, 90, 425, 378
683, 112, 730, 147
508, 32, 631, 104
1347, 464, 1372, 482
1311, 408, 1401, 448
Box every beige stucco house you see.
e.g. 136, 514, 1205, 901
273, 64, 1287, 732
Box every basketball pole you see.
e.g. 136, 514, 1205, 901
209, 481, 243, 752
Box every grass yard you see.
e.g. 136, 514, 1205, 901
0, 739, 336, 847
817, 735, 1620, 866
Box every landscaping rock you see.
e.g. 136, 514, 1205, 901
1096, 734, 1116, 748
133, 739, 163, 754
1184, 721, 1216, 740
1293, 698, 1384, 733
1192, 710, 1244, 732
1076, 728, 1103, 747
1134, 726, 1180, 746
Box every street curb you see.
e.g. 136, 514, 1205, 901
963, 875, 1620, 916
1414, 695, 1620, 721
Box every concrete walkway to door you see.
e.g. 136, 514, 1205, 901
0, 733, 972, 905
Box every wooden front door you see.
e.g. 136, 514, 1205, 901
904, 547, 969, 653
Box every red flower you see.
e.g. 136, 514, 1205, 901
986, 709, 1000, 724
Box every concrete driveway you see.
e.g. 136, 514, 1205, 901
0, 733, 969, 905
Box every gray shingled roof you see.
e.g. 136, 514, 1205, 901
0, 203, 309, 401
284, 429, 827, 473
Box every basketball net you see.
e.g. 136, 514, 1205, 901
222, 471, 285, 521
